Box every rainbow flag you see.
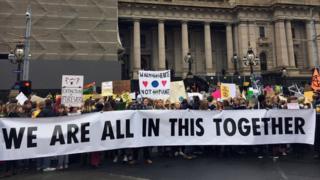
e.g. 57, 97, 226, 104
83, 82, 96, 94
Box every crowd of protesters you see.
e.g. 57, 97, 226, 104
1, 86, 320, 177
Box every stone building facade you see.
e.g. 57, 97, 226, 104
1, 0, 320, 90
118, 0, 320, 79
0, 0, 120, 89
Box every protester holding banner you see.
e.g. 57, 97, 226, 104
128, 97, 153, 165
36, 99, 58, 172
1, 70, 320, 177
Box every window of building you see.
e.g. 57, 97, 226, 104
259, 26, 265, 38
292, 28, 296, 39
260, 52, 267, 71
141, 34, 146, 49
294, 53, 298, 68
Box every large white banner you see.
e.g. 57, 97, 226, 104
61, 75, 83, 107
0, 109, 315, 160
139, 70, 170, 100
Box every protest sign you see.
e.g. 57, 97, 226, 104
287, 103, 300, 109
0, 109, 315, 161
221, 83, 236, 99
212, 89, 221, 99
16, 92, 28, 105
139, 70, 170, 100
30, 95, 45, 103
188, 93, 203, 100
170, 81, 187, 103
113, 80, 131, 95
304, 91, 314, 104
101, 81, 113, 96
61, 75, 83, 107
311, 68, 320, 91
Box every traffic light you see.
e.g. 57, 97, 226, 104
18, 80, 32, 96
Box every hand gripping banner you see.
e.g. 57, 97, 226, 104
0, 109, 316, 160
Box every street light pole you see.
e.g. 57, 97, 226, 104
22, 5, 32, 81
232, 53, 239, 75
243, 47, 259, 76
8, 43, 25, 81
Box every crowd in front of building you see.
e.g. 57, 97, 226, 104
0, 85, 320, 177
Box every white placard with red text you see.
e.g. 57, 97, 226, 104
139, 70, 170, 100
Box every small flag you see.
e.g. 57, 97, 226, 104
83, 82, 96, 94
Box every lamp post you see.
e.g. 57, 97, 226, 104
23, 5, 32, 81
242, 47, 259, 75
184, 52, 193, 76
281, 67, 288, 86
231, 53, 239, 75
8, 43, 25, 81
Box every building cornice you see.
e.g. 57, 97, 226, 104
119, 1, 320, 23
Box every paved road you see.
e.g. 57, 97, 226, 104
3, 154, 320, 180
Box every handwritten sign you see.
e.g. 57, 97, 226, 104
139, 70, 170, 100
61, 75, 83, 107
101, 81, 113, 96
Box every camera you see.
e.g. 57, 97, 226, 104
25, 12, 30, 17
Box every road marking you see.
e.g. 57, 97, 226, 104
274, 160, 288, 180
108, 173, 150, 180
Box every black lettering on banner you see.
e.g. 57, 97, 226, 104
284, 117, 293, 134
101, 121, 115, 140
125, 119, 134, 138
196, 118, 204, 136
27, 127, 37, 148
169, 118, 177, 136
116, 120, 125, 139
50, 125, 65, 146
223, 118, 236, 136
190, 118, 195, 136
272, 118, 283, 135
142, 118, 147, 137
81, 122, 90, 142
295, 117, 305, 134
238, 118, 250, 136
67, 124, 79, 144
213, 119, 222, 136
148, 118, 159, 137
2, 128, 25, 149
178, 118, 189, 136
261, 118, 270, 135
252, 118, 261, 136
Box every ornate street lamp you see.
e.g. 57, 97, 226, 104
231, 53, 239, 75
242, 47, 259, 75
184, 52, 193, 76
8, 43, 25, 81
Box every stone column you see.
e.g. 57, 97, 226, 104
238, 21, 249, 58
158, 20, 166, 70
233, 24, 239, 57
181, 21, 189, 75
248, 22, 257, 53
152, 27, 158, 70
204, 22, 213, 75
173, 28, 182, 76
316, 22, 320, 65
275, 19, 289, 67
226, 23, 234, 73
306, 21, 315, 68
238, 21, 249, 73
133, 19, 141, 79
285, 20, 295, 67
